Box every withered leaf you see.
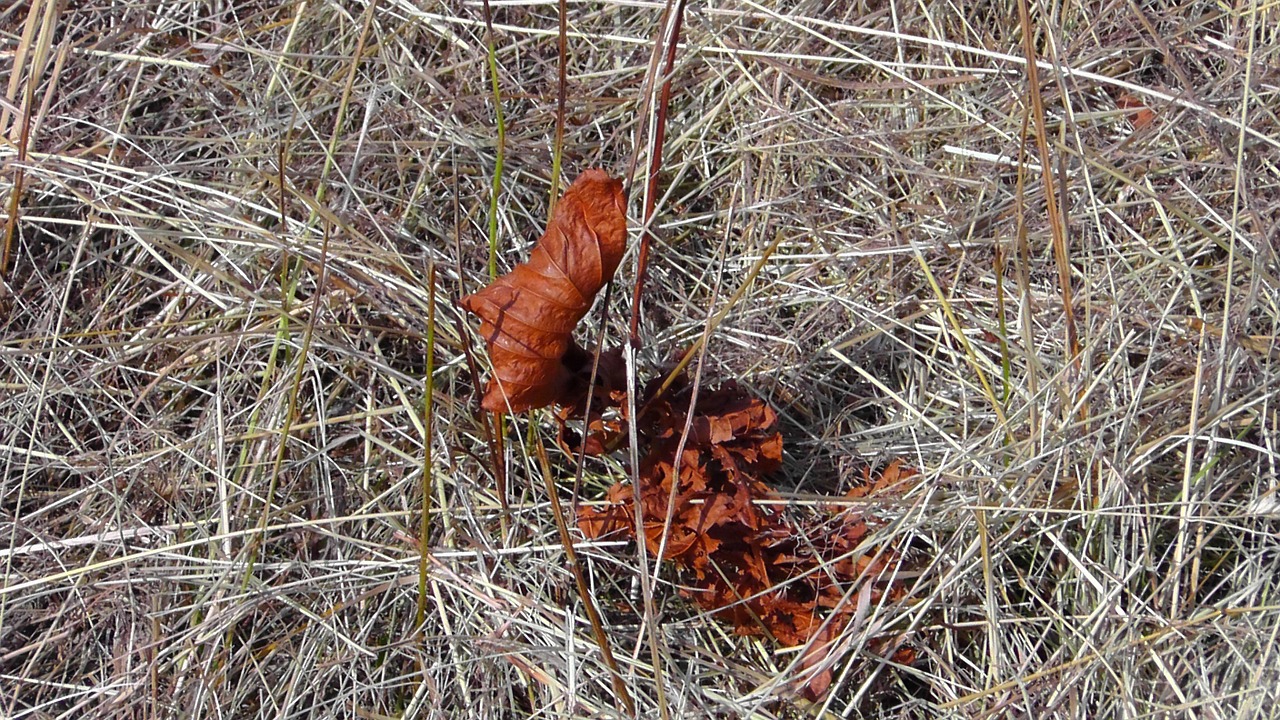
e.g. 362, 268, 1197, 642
574, 374, 916, 701
461, 170, 627, 412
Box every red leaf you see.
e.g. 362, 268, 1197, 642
573, 375, 916, 701
461, 170, 627, 412
1115, 92, 1156, 130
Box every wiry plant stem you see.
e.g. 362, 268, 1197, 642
628, 0, 687, 346
532, 436, 636, 718
481, 0, 506, 282
416, 261, 437, 628
549, 0, 568, 210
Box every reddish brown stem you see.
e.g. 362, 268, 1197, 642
1, 67, 34, 280
549, 0, 567, 206
628, 0, 687, 346
532, 436, 635, 718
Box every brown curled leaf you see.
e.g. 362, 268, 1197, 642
460, 170, 627, 412
577, 375, 917, 701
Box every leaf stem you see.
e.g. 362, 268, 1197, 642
628, 0, 687, 345
481, 0, 506, 281
549, 0, 567, 211
416, 261, 437, 628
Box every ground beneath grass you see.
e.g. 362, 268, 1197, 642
2, 1, 1278, 718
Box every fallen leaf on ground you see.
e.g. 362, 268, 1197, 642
577, 377, 917, 700
460, 170, 627, 412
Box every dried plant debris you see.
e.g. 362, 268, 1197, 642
578, 375, 916, 700
460, 170, 627, 412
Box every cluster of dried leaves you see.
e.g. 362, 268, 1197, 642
574, 374, 915, 699
462, 170, 914, 699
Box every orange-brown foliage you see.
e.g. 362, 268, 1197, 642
460, 171, 914, 699
461, 170, 627, 412
578, 375, 915, 699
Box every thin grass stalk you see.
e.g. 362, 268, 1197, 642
0, 0, 52, 279
0, 82, 29, 279
227, 133, 301, 605
480, 0, 512, 538
1016, 0, 1083, 409
481, 0, 506, 282
1012, 107, 1042, 446
247, 0, 373, 572
622, 341, 660, 717
532, 433, 636, 717
993, 236, 1013, 407
197, 132, 298, 669
649, 230, 786, 405
416, 261, 437, 628
910, 248, 1011, 438
0, 0, 41, 136
254, 222, 330, 549
1016, 0, 1106, 512
623, 2, 674, 192
549, 0, 568, 209
628, 0, 688, 345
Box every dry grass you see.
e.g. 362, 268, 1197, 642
2, 1, 1279, 718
